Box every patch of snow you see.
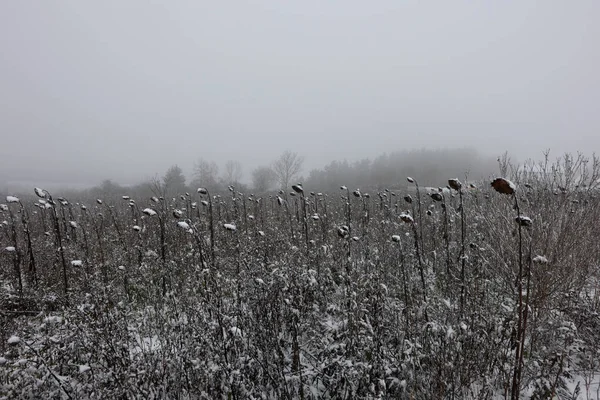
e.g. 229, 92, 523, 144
145, 250, 159, 258
130, 335, 162, 355
43, 316, 63, 324
7, 335, 20, 345
78, 364, 91, 373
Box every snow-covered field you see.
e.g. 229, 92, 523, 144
1, 177, 600, 398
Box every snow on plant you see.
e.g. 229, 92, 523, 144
223, 223, 236, 231
34, 187, 47, 198
142, 208, 157, 216
399, 212, 414, 223
448, 178, 462, 191
177, 221, 190, 230
515, 215, 532, 227
491, 177, 516, 195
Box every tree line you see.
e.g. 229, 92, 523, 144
74, 148, 497, 199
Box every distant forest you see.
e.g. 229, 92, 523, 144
3, 148, 499, 198
305, 148, 497, 191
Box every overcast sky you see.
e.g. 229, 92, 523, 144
1, 1, 599, 187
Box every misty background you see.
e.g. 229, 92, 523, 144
1, 1, 599, 191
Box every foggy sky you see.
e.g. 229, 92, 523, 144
1, 1, 599, 188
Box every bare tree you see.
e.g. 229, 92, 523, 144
191, 159, 219, 190
252, 166, 276, 192
163, 165, 186, 195
272, 150, 304, 189
222, 160, 243, 186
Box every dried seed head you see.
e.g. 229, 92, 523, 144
448, 179, 462, 191
400, 213, 414, 223
515, 215, 532, 227
337, 226, 349, 239
34, 187, 47, 198
292, 184, 304, 194
430, 193, 443, 202
491, 178, 516, 195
